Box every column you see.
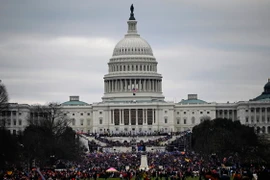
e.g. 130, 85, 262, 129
142, 109, 145, 125
108, 80, 111, 92
121, 110, 124, 124
254, 108, 257, 123
145, 109, 148, 125
134, 79, 137, 89
153, 109, 156, 124
160, 80, 162, 92
143, 79, 146, 91
129, 79, 132, 91
222, 110, 224, 119
120, 79, 123, 92
138, 79, 141, 91
249, 108, 251, 124
136, 109, 138, 125
232, 110, 234, 121
259, 107, 262, 123
155, 79, 158, 92
264, 107, 270, 124
129, 109, 131, 125
227, 110, 229, 119
125, 79, 127, 91
112, 110, 114, 124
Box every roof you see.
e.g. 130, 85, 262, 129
178, 99, 207, 104
252, 94, 270, 101
61, 100, 89, 106
251, 79, 270, 101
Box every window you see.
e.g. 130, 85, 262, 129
177, 119, 180, 124
177, 112, 179, 115
81, 113, 83, 116
184, 119, 187, 124
200, 112, 203, 114
246, 117, 249, 123
13, 130, 16, 135
191, 117, 195, 124
184, 112, 186, 114
64, 113, 67, 116
207, 111, 210, 114
12, 111, 16, 116
18, 119, 22, 126
72, 119, 75, 126
80, 119, 84, 126
164, 118, 167, 123
73, 113, 75, 116
19, 112, 22, 116
192, 112, 194, 114
7, 119, 11, 126
99, 118, 103, 124
87, 119, 90, 126
87, 113, 90, 116
165, 111, 167, 114
13, 120, 16, 126
99, 111, 102, 115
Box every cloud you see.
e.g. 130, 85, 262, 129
0, 0, 269, 104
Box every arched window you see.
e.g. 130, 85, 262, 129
136, 65, 138, 71
262, 126, 266, 133
120, 66, 122, 71
140, 65, 142, 71
124, 66, 126, 71
128, 66, 130, 71
132, 65, 134, 71
191, 117, 195, 124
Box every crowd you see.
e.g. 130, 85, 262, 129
1, 150, 270, 179
95, 135, 172, 147
1, 131, 269, 179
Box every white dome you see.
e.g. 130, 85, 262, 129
113, 36, 153, 56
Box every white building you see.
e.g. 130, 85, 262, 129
1, 7, 270, 135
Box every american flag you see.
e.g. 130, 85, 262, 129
132, 87, 137, 95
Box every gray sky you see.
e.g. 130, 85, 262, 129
0, 0, 270, 104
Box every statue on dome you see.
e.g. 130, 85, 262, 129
129, 4, 136, 20
130, 4, 134, 14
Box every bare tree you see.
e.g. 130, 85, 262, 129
0, 80, 8, 106
28, 102, 72, 136
0, 81, 9, 127
23, 103, 85, 167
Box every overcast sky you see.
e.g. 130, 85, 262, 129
0, 0, 270, 105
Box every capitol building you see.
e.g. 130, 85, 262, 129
2, 7, 270, 136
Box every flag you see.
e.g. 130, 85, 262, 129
132, 87, 137, 95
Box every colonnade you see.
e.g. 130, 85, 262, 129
104, 79, 162, 93
110, 109, 156, 126
216, 110, 237, 121
246, 107, 270, 123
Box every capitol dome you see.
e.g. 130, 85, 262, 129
102, 5, 164, 102
113, 36, 153, 56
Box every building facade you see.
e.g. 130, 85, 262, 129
1, 7, 270, 135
